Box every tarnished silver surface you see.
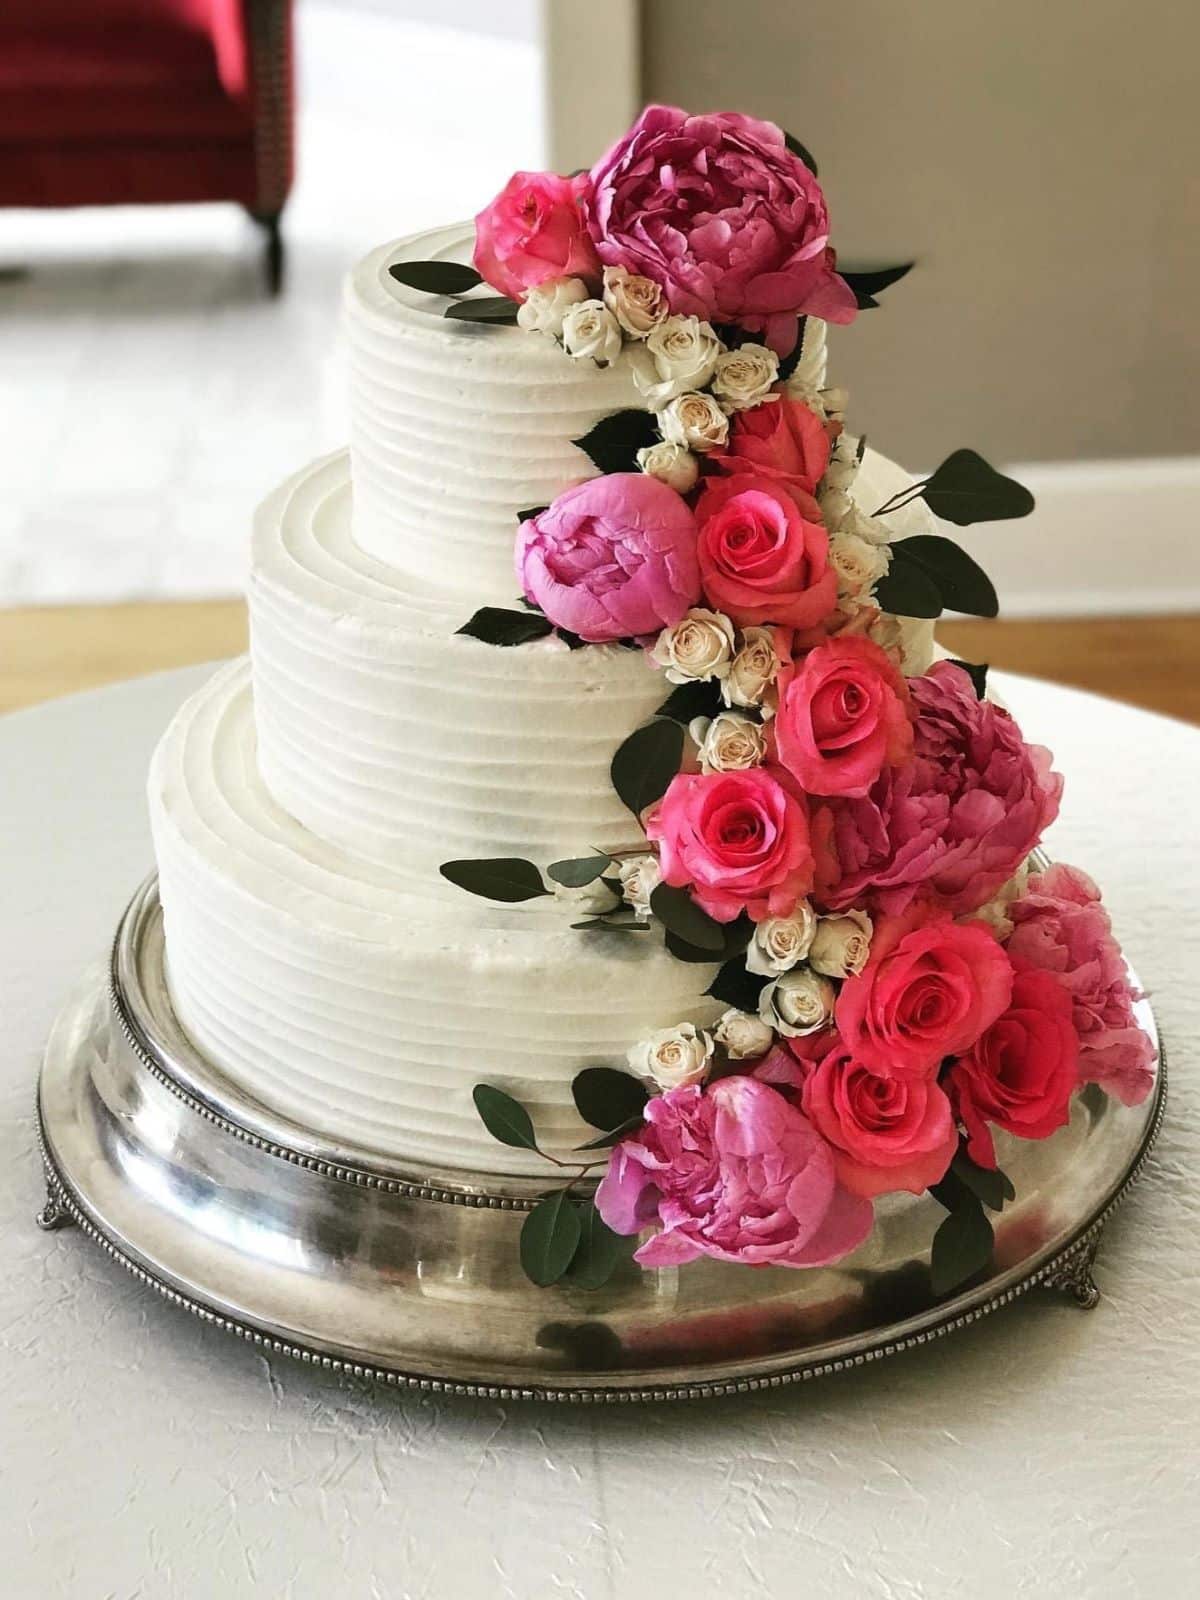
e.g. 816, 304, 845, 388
36, 878, 1166, 1402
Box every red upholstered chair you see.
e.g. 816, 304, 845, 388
0, 0, 294, 291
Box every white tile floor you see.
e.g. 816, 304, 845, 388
0, 2, 542, 604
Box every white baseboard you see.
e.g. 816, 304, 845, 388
946, 456, 1200, 618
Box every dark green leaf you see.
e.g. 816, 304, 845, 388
562, 1205, 625, 1289
656, 677, 725, 725
388, 259, 483, 295
573, 408, 660, 475
930, 1198, 995, 1296
650, 883, 726, 952
520, 1192, 583, 1286
782, 130, 819, 174
444, 295, 521, 324
456, 607, 555, 647
839, 261, 915, 310
706, 957, 769, 1013
872, 553, 944, 619
517, 505, 548, 524
547, 853, 612, 888
890, 535, 999, 619
855, 432, 868, 465
776, 315, 808, 383
665, 929, 727, 963
571, 914, 650, 933
951, 1149, 1015, 1210
572, 1066, 648, 1131
921, 448, 1036, 526
440, 857, 549, 902
947, 658, 989, 701
472, 1084, 539, 1151
610, 718, 684, 817
574, 1114, 645, 1150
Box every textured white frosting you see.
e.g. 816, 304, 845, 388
149, 658, 722, 1177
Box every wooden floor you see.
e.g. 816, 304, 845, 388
2, 603, 1199, 726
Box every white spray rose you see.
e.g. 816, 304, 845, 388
745, 906, 818, 976
819, 486, 854, 532
659, 391, 729, 453
808, 908, 874, 979
602, 265, 667, 338
820, 385, 849, 423
722, 625, 783, 712
633, 314, 723, 408
865, 611, 936, 677
516, 275, 589, 338
615, 853, 661, 920
758, 968, 836, 1038
636, 439, 700, 493
711, 343, 780, 412
628, 1022, 714, 1090
689, 711, 767, 773
829, 530, 890, 598
822, 431, 861, 492
714, 1009, 775, 1060
560, 298, 623, 366
651, 608, 735, 684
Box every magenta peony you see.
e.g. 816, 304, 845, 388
815, 662, 1063, 916
774, 635, 915, 798
708, 393, 833, 494
836, 905, 1014, 1079
473, 170, 600, 302
595, 1076, 874, 1268
515, 473, 700, 643
947, 969, 1080, 1168
646, 766, 814, 923
585, 105, 857, 354
1005, 864, 1156, 1106
694, 475, 837, 631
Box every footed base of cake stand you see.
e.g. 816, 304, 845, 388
35, 878, 1165, 1404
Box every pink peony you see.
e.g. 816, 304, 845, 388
708, 394, 833, 495
595, 1076, 873, 1268
585, 105, 857, 354
774, 635, 914, 798
947, 969, 1080, 1168
815, 662, 1063, 916
1005, 864, 1156, 1106
515, 474, 700, 643
473, 170, 600, 302
799, 1034, 958, 1197
836, 905, 1014, 1079
694, 475, 837, 631
646, 766, 814, 923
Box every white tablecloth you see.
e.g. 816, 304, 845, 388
3, 665, 1198, 1599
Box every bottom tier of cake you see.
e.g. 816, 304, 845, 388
148, 659, 722, 1177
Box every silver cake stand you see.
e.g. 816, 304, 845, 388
35, 876, 1166, 1404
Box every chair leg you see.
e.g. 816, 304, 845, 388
251, 211, 284, 296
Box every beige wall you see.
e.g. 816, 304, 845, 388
641, 0, 1200, 466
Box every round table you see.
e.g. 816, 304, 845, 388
3, 665, 1197, 1598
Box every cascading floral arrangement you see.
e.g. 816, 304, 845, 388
394, 105, 1157, 1294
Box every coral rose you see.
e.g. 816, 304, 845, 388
816, 661, 1063, 916
595, 1076, 873, 1268
695, 475, 837, 631
774, 635, 914, 798
708, 393, 833, 495
835, 906, 1014, 1079
646, 767, 814, 923
800, 1035, 958, 1197
1005, 864, 1156, 1106
947, 970, 1081, 1168
515, 474, 700, 643
585, 104, 857, 354
473, 171, 600, 302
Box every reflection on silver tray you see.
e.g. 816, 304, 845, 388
36, 877, 1166, 1403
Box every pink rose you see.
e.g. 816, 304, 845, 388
695, 475, 838, 631
585, 105, 857, 354
815, 662, 1063, 916
708, 394, 833, 495
473, 170, 600, 302
836, 905, 1014, 1079
799, 1035, 958, 1197
515, 474, 700, 643
595, 1076, 873, 1268
1005, 864, 1156, 1106
646, 766, 814, 923
774, 635, 915, 798
947, 969, 1080, 1168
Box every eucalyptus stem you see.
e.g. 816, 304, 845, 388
873, 479, 929, 518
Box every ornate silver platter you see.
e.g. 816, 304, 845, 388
36, 876, 1166, 1403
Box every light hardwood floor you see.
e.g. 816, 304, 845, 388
2, 603, 1198, 726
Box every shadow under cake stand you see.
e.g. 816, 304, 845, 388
35, 876, 1166, 1403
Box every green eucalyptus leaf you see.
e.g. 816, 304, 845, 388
921, 448, 1036, 526
655, 678, 725, 724
951, 1149, 1015, 1210
516, 505, 548, 523
547, 853, 612, 888
930, 1198, 995, 1296
890, 535, 999, 619
947, 658, 989, 701
574, 1114, 645, 1150
839, 261, 915, 310
782, 130, 819, 174
445, 295, 521, 324
650, 883, 726, 952
705, 957, 769, 1013
520, 1191, 583, 1286
776, 314, 809, 384
572, 1066, 648, 1131
440, 857, 549, 902
456, 607, 555, 646
472, 1084, 539, 1151
573, 408, 660, 475
872, 553, 944, 619
388, 259, 483, 295
562, 1205, 625, 1289
610, 718, 684, 817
